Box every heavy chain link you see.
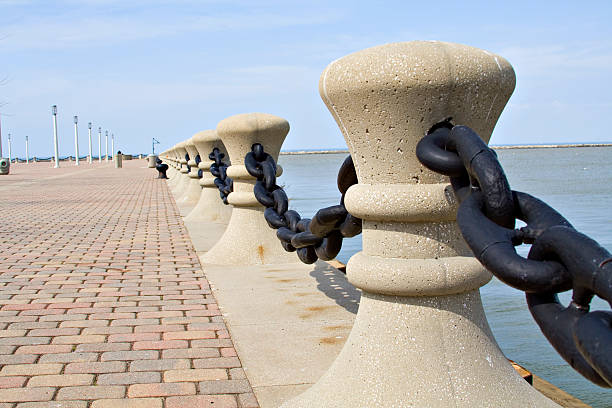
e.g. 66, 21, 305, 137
195, 154, 202, 178
244, 143, 362, 265
416, 121, 612, 388
208, 148, 233, 204
184, 153, 190, 173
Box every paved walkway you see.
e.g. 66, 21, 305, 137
0, 160, 257, 407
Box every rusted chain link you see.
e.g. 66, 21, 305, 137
208, 148, 232, 204
244, 143, 362, 265
416, 121, 612, 388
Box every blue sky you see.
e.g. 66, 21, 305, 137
1, 0, 611, 157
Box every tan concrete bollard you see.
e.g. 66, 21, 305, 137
166, 146, 180, 188
282, 42, 559, 407
171, 141, 190, 196
184, 130, 232, 223
147, 154, 157, 168
201, 113, 298, 265
114, 153, 122, 168
176, 138, 203, 205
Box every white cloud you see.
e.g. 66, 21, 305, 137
0, 7, 340, 51
500, 43, 612, 78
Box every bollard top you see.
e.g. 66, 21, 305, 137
175, 141, 188, 163
319, 41, 515, 184
192, 130, 229, 164
184, 137, 199, 158
192, 129, 217, 144
216, 113, 289, 162
175, 141, 187, 153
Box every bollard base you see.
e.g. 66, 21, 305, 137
171, 170, 190, 196
281, 290, 560, 408
184, 188, 232, 223
176, 177, 202, 205
202, 206, 300, 265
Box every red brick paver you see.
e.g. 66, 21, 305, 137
0, 161, 258, 407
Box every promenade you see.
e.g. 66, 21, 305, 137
0, 160, 257, 407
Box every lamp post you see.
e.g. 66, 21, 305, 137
0, 112, 3, 157
105, 130, 108, 162
73, 115, 79, 166
25, 136, 29, 164
88, 122, 93, 163
7, 133, 11, 164
98, 127, 102, 162
111, 133, 115, 160
52, 105, 59, 168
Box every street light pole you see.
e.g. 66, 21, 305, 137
7, 133, 11, 164
105, 130, 108, 162
111, 133, 114, 160
73, 116, 79, 166
52, 105, 60, 168
0, 112, 3, 157
25, 136, 29, 164
98, 127, 102, 162
88, 122, 93, 164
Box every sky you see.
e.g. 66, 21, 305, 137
0, 0, 611, 157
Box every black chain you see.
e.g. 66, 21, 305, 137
195, 154, 202, 178
244, 143, 362, 265
416, 121, 612, 388
184, 153, 190, 173
208, 148, 233, 204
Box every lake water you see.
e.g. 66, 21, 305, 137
278, 146, 612, 407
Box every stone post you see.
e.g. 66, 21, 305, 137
184, 130, 232, 223
166, 146, 180, 187
176, 137, 203, 205
201, 113, 298, 265
172, 141, 190, 196
147, 154, 157, 168
282, 42, 559, 407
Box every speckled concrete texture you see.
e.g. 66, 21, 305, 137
163, 147, 179, 188
176, 138, 203, 205
171, 142, 190, 196
184, 130, 232, 224
201, 113, 299, 265
282, 41, 560, 407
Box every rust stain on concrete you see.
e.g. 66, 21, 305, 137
257, 245, 265, 264
319, 336, 343, 345
323, 325, 350, 331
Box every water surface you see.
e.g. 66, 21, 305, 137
278, 147, 612, 407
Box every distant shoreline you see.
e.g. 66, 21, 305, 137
491, 143, 612, 149
280, 143, 612, 155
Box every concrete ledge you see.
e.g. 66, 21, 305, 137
201, 261, 358, 408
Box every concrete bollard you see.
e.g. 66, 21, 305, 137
282, 42, 559, 407
176, 137, 203, 205
114, 153, 123, 168
171, 141, 190, 196
168, 148, 179, 180
184, 130, 232, 223
165, 147, 180, 187
147, 154, 157, 168
202, 113, 298, 265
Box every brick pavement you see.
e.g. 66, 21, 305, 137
0, 161, 258, 407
